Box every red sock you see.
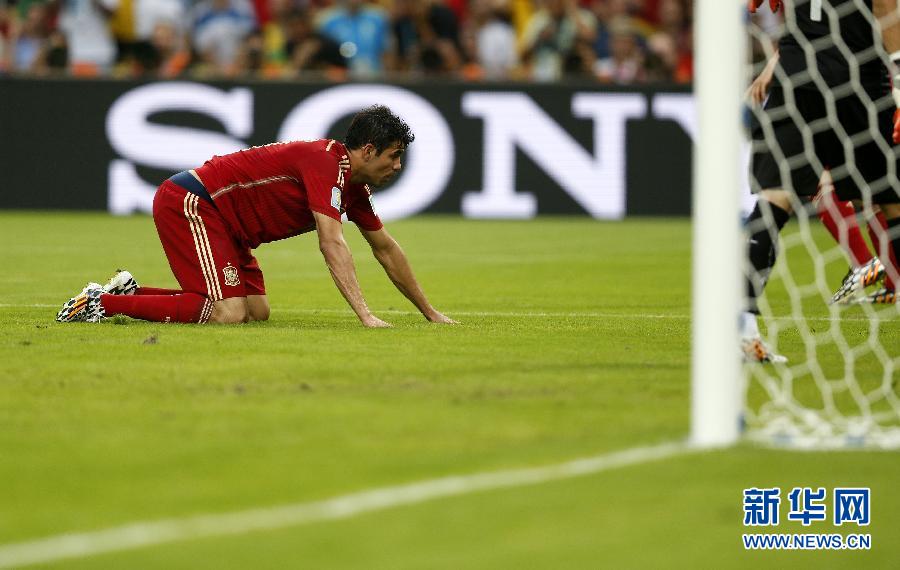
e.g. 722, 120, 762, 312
817, 193, 872, 267
135, 287, 183, 296
101, 293, 212, 323
868, 212, 896, 290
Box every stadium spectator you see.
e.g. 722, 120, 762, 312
0, 1, 12, 72
283, 7, 347, 77
318, 0, 389, 77
58, 0, 119, 75
643, 28, 677, 83
389, 0, 463, 75
593, 17, 643, 83
586, 0, 614, 59
389, 0, 417, 72
234, 27, 265, 74
0, 0, 696, 82
0, 9, 6, 74
42, 28, 68, 71
108, 0, 185, 75
509, 0, 535, 40
635, 0, 661, 26
651, 0, 691, 83
191, 0, 256, 76
11, 2, 49, 72
470, 0, 518, 80
428, 1, 464, 73
520, 0, 596, 81
145, 20, 190, 77
444, 0, 467, 24
589, 0, 655, 56
255, 0, 289, 75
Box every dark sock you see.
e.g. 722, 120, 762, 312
101, 293, 212, 323
745, 201, 791, 313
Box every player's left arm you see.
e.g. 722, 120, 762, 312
747, 51, 779, 106
358, 226, 457, 324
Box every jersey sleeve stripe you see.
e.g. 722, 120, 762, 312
209, 175, 299, 200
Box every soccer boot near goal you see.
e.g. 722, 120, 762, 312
851, 288, 897, 304
830, 258, 885, 305
741, 337, 788, 364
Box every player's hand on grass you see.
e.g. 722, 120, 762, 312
426, 311, 458, 325
362, 314, 393, 328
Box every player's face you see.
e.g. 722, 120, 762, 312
366, 142, 405, 187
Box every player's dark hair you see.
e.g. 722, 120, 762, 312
344, 105, 414, 154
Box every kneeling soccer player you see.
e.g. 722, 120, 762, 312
56, 105, 455, 328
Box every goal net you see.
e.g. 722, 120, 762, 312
692, 0, 900, 450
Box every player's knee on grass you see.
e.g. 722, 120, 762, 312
209, 298, 249, 324
246, 295, 270, 322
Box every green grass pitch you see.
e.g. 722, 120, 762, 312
0, 212, 897, 569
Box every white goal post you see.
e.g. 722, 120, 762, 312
691, 0, 745, 448
692, 0, 900, 450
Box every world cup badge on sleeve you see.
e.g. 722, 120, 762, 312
223, 263, 240, 286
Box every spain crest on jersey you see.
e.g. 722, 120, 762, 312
223, 263, 240, 287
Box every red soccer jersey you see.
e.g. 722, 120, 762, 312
194, 139, 383, 249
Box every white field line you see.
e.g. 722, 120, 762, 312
0, 441, 693, 569
0, 304, 885, 323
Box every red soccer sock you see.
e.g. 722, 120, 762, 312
135, 287, 183, 296
100, 293, 212, 323
817, 193, 872, 267
868, 212, 896, 290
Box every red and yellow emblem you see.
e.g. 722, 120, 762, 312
223, 263, 240, 287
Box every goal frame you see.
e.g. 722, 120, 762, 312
690, 0, 745, 448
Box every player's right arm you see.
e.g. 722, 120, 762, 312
314, 211, 391, 328
874, 0, 900, 141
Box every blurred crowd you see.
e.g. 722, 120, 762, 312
0, 0, 693, 83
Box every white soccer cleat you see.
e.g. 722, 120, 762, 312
56, 282, 106, 323
829, 258, 884, 305
849, 288, 897, 305
742, 337, 788, 364
102, 269, 139, 295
